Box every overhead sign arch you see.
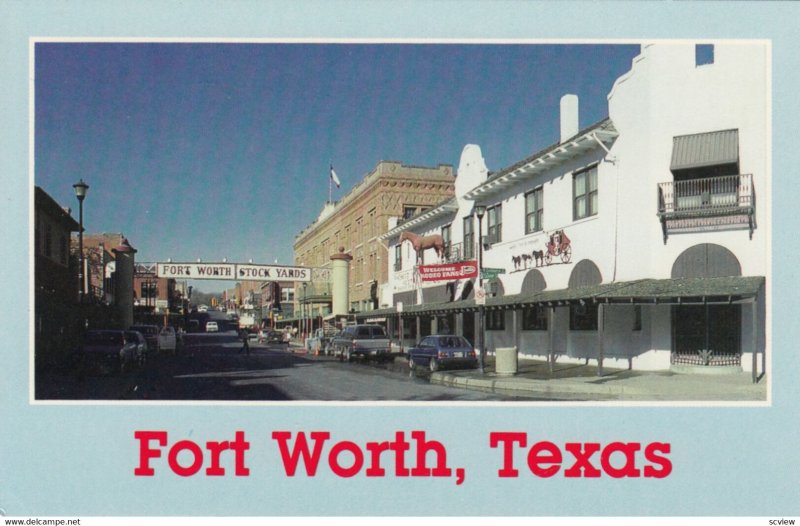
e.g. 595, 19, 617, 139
156, 262, 311, 282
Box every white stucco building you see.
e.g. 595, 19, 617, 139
366, 42, 769, 380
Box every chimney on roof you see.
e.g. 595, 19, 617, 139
560, 94, 579, 143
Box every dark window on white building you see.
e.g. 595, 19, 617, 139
696, 44, 714, 66
573, 165, 598, 220
525, 187, 543, 234
441, 224, 451, 257
463, 216, 475, 260
487, 205, 502, 244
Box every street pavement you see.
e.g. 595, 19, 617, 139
35, 337, 767, 403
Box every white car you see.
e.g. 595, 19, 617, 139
206, 321, 219, 333
158, 326, 178, 354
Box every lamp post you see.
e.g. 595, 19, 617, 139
303, 282, 308, 340
72, 179, 89, 303
474, 204, 486, 374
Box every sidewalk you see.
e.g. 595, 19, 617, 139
293, 343, 767, 403
424, 355, 768, 403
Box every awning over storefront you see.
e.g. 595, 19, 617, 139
593, 276, 763, 304
356, 276, 764, 319
670, 129, 739, 171
501, 276, 764, 308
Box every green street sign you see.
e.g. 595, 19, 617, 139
481, 268, 505, 280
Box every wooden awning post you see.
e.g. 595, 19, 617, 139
549, 306, 556, 374
752, 296, 758, 383
597, 302, 605, 377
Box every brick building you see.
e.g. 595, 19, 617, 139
133, 262, 178, 313
293, 161, 455, 319
78, 233, 124, 304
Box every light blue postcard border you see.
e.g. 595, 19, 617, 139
1, 1, 798, 517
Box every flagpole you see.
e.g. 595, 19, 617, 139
329, 163, 333, 203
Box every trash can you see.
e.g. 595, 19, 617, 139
495, 346, 518, 376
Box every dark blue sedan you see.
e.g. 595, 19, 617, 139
407, 335, 478, 372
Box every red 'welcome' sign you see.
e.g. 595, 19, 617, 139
418, 261, 479, 282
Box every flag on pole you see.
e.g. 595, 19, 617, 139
330, 164, 341, 188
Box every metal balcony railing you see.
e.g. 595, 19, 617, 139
443, 242, 459, 263
443, 242, 476, 263
301, 282, 332, 299
392, 242, 477, 275
657, 174, 755, 242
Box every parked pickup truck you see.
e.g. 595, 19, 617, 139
330, 324, 392, 362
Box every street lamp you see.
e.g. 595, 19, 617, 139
72, 179, 89, 303
303, 282, 308, 340
474, 204, 486, 374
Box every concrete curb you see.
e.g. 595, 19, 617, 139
431, 372, 630, 398
429, 369, 768, 402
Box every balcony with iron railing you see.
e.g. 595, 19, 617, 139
300, 282, 332, 301
657, 174, 755, 242
392, 241, 477, 274
443, 241, 472, 263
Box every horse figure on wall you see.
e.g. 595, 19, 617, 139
400, 231, 445, 263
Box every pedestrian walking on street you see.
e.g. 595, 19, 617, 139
239, 330, 250, 355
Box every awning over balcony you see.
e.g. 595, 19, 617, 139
670, 129, 739, 172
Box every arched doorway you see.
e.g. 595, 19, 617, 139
568, 260, 602, 330
671, 244, 743, 366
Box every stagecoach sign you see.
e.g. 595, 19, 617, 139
156, 262, 311, 282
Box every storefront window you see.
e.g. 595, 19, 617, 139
570, 303, 598, 330
522, 306, 547, 331
486, 310, 505, 331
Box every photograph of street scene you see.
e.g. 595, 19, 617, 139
33, 41, 768, 403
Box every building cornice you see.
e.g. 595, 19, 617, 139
463, 118, 618, 202
379, 197, 459, 240
294, 161, 454, 246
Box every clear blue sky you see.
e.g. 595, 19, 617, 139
35, 42, 640, 293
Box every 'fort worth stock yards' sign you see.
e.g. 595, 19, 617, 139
156, 262, 311, 282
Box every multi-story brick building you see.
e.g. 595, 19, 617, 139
133, 262, 178, 313
79, 233, 124, 304
293, 161, 455, 319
